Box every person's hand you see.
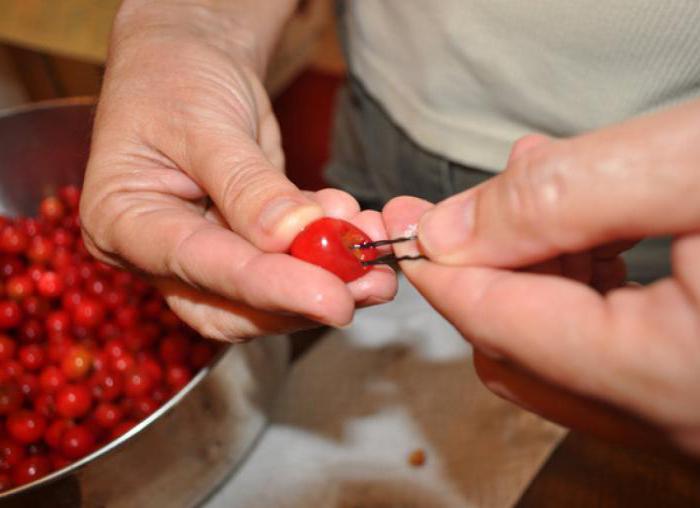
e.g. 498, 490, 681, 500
80, 1, 397, 342
383, 99, 700, 455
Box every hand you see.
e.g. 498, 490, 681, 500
383, 99, 700, 455
80, 1, 397, 341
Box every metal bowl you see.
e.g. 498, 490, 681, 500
0, 98, 289, 507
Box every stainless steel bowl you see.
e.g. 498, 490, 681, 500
0, 99, 289, 507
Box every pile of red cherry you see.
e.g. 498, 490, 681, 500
0, 186, 219, 492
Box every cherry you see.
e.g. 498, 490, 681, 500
61, 346, 93, 380
0, 472, 11, 492
58, 185, 81, 209
165, 365, 192, 391
159, 334, 189, 365
0, 384, 23, 414
0, 225, 29, 254
110, 420, 137, 440
11, 455, 50, 486
0, 439, 26, 467
38, 366, 66, 394
46, 310, 71, 335
0, 301, 22, 329
6, 411, 46, 444
5, 275, 34, 301
44, 419, 72, 449
18, 344, 45, 371
90, 371, 122, 402
39, 196, 66, 223
60, 425, 95, 459
124, 368, 154, 398
55, 385, 92, 419
71, 298, 105, 329
27, 236, 55, 264
289, 218, 378, 282
93, 403, 123, 429
36, 271, 63, 298
0, 334, 16, 362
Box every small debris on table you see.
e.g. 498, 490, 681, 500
408, 448, 427, 467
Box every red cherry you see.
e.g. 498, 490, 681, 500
18, 344, 45, 370
55, 385, 92, 419
39, 196, 66, 223
0, 438, 26, 467
130, 396, 158, 419
71, 298, 105, 329
51, 228, 74, 247
111, 353, 135, 373
36, 271, 63, 298
0, 256, 23, 278
115, 306, 139, 329
124, 368, 154, 398
110, 420, 137, 440
46, 335, 74, 364
190, 342, 215, 369
0, 225, 29, 254
18, 217, 44, 237
0, 335, 16, 361
90, 370, 122, 402
50, 453, 72, 471
22, 296, 49, 318
46, 310, 71, 335
5, 275, 34, 300
290, 218, 378, 282
159, 334, 189, 365
17, 373, 39, 399
60, 425, 95, 459
0, 383, 23, 414
33, 392, 55, 418
93, 403, 123, 429
44, 419, 72, 449
11, 455, 50, 486
61, 346, 93, 380
27, 236, 55, 264
138, 356, 163, 384
165, 365, 192, 391
19, 319, 44, 343
58, 185, 81, 209
0, 300, 22, 329
39, 365, 67, 393
6, 411, 47, 444
0, 472, 11, 492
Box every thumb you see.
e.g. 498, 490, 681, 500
195, 134, 323, 252
417, 100, 700, 267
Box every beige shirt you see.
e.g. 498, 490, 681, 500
344, 1, 700, 172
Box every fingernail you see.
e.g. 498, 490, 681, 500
418, 196, 475, 260
259, 198, 322, 239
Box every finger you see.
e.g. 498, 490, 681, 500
345, 209, 398, 305
417, 100, 700, 266
474, 352, 669, 450
194, 133, 323, 252
84, 193, 355, 327
310, 188, 362, 218
156, 278, 317, 341
384, 195, 700, 428
507, 133, 552, 163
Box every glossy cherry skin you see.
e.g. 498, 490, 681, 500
289, 218, 378, 282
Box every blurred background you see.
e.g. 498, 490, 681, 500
0, 0, 343, 192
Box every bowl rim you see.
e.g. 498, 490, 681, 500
0, 98, 233, 497
0, 96, 97, 120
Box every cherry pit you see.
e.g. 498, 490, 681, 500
0, 186, 220, 492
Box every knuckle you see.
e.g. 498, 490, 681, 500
504, 154, 573, 249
